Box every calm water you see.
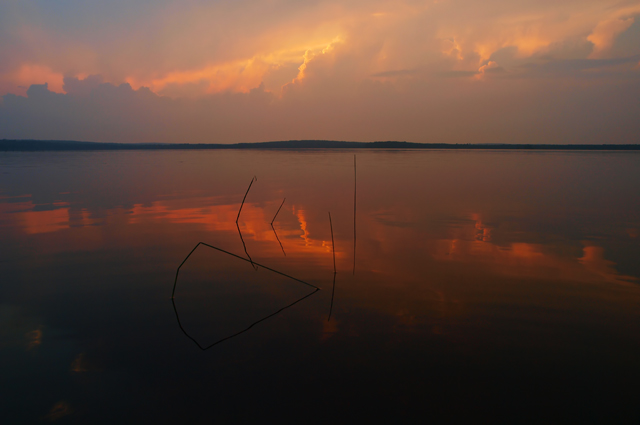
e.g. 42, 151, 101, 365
1, 150, 639, 423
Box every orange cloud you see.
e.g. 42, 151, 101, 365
3, 1, 639, 99
127, 59, 270, 95
477, 60, 500, 77
122, 38, 342, 97
588, 17, 635, 58
2, 0, 640, 145
441, 38, 463, 60
0, 64, 64, 96
291, 37, 343, 84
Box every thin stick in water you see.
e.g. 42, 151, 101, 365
329, 211, 336, 273
353, 154, 356, 275
236, 176, 257, 223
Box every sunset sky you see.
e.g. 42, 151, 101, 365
1, 0, 639, 144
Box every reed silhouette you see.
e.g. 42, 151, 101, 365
329, 212, 336, 273
172, 242, 320, 350
236, 176, 257, 223
353, 154, 356, 275
236, 176, 258, 270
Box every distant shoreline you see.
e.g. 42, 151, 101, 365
1, 139, 639, 151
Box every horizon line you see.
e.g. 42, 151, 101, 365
1, 139, 639, 151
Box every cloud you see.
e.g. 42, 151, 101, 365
2, 70, 639, 145
63, 74, 104, 96
0, 77, 276, 143
371, 69, 419, 78
588, 17, 635, 58
0, 64, 64, 96
1, 1, 640, 144
438, 70, 479, 78
2, 0, 639, 99
478, 61, 505, 75
518, 54, 640, 77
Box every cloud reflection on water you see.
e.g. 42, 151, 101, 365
3, 194, 636, 286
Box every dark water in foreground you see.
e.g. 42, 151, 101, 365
1, 150, 639, 424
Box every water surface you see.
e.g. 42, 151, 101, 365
1, 150, 639, 423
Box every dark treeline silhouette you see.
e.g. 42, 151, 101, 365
2, 139, 640, 151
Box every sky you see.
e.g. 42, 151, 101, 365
1, 0, 639, 144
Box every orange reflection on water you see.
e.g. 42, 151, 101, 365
579, 243, 637, 285
127, 199, 335, 257
128, 201, 241, 232
5, 193, 633, 287
434, 238, 542, 265
430, 237, 633, 284
128, 200, 278, 241
364, 210, 635, 287
294, 207, 312, 246
20, 207, 69, 234
2, 199, 99, 234
472, 213, 491, 242
321, 318, 339, 341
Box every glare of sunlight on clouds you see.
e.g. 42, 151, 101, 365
290, 37, 344, 85
124, 38, 344, 97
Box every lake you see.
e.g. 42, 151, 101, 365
1, 149, 639, 423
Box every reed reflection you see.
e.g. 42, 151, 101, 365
236, 176, 258, 269
271, 198, 286, 256
328, 211, 337, 321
